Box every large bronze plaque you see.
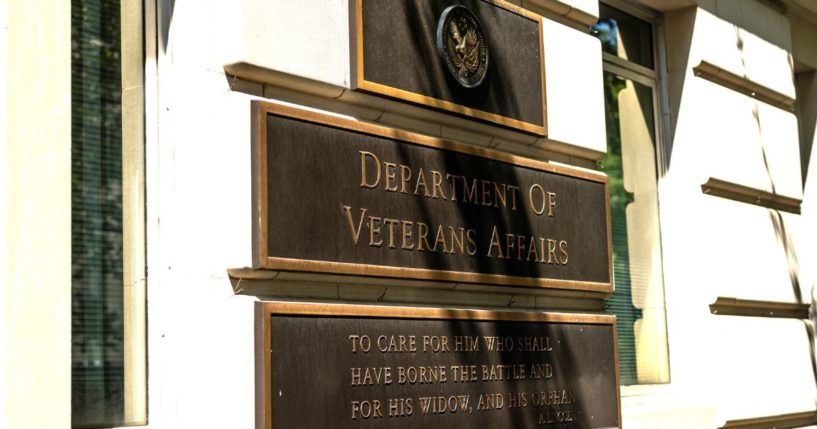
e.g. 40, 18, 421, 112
253, 102, 611, 293
257, 302, 621, 429
351, 0, 547, 135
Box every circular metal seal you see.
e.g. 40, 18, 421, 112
436, 5, 489, 89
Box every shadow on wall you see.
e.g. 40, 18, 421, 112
663, 7, 696, 173
664, 0, 817, 403
728, 14, 817, 392
694, 0, 792, 53
728, 16, 817, 397
160, 0, 175, 54
794, 66, 817, 402
795, 68, 817, 187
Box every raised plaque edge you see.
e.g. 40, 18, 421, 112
349, 0, 548, 136
252, 100, 613, 293
255, 301, 622, 429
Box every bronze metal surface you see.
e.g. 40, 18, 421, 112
719, 410, 817, 428
710, 297, 810, 319
256, 301, 621, 429
436, 5, 489, 88
693, 60, 796, 112
351, 0, 547, 135
701, 177, 802, 214
252, 101, 612, 293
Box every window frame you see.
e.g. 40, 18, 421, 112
70, 0, 146, 426
598, 0, 674, 394
602, 0, 673, 177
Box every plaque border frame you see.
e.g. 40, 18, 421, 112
252, 101, 612, 293
349, 0, 548, 136
255, 301, 622, 429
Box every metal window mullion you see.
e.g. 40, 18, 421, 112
602, 60, 657, 88
653, 15, 673, 178
602, 52, 657, 80
602, 0, 658, 22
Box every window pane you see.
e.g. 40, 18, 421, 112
591, 4, 654, 69
600, 71, 669, 385
71, 0, 125, 426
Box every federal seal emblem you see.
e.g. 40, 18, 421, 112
436, 5, 489, 89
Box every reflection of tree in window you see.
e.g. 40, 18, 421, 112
599, 71, 642, 386
592, 6, 668, 386
71, 0, 125, 425
592, 19, 619, 57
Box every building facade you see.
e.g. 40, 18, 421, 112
3, 0, 817, 427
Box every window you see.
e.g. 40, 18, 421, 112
591, 2, 670, 386
71, 0, 145, 426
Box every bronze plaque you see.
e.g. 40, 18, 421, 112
257, 302, 621, 429
352, 0, 547, 135
253, 102, 611, 293
436, 5, 489, 89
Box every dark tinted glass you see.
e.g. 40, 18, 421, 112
72, 0, 126, 426
591, 4, 654, 69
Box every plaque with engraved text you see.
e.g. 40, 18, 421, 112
252, 102, 611, 293
257, 302, 621, 429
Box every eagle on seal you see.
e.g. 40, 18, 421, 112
447, 19, 480, 77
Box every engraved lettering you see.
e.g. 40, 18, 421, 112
348, 334, 371, 353
398, 366, 447, 384
417, 395, 469, 415
450, 365, 478, 382
517, 336, 553, 352
384, 162, 398, 192
400, 165, 412, 194
547, 191, 557, 217
414, 168, 431, 197
465, 229, 478, 256
547, 239, 558, 264
446, 173, 460, 202
377, 335, 417, 353
483, 336, 514, 352
481, 364, 526, 381
508, 185, 520, 210
350, 366, 393, 386
505, 233, 515, 260
422, 336, 450, 353
359, 151, 381, 189
454, 336, 480, 352
527, 236, 539, 262
529, 183, 545, 215
507, 392, 528, 408
529, 363, 554, 379
401, 220, 415, 250
449, 227, 464, 255
433, 224, 448, 253
417, 222, 431, 251
477, 393, 504, 410
487, 226, 504, 259
431, 170, 447, 200
368, 216, 383, 247
559, 240, 569, 265
388, 398, 413, 417
342, 205, 367, 246
351, 400, 383, 420
481, 180, 493, 206
516, 234, 526, 261
463, 178, 478, 204
383, 218, 400, 248
494, 182, 507, 208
